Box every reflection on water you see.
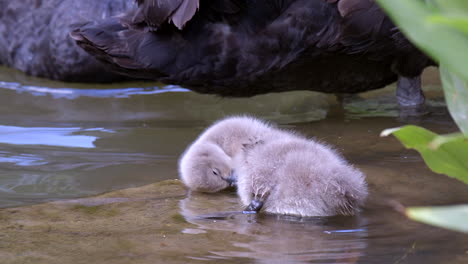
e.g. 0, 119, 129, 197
0, 66, 329, 125
0, 144, 173, 207
0, 67, 331, 207
180, 192, 368, 263
0, 67, 467, 263
0, 80, 189, 99
0, 125, 109, 148
0, 152, 47, 166
179, 189, 467, 264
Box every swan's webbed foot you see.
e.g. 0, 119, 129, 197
243, 199, 264, 214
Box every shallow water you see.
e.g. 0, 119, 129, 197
0, 66, 467, 263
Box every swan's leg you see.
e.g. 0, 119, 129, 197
397, 76, 425, 107
396, 75, 429, 117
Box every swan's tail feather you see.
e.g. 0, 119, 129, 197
70, 18, 177, 79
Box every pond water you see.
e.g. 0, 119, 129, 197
0, 66, 467, 263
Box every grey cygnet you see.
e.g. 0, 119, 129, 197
179, 116, 279, 192
235, 135, 368, 217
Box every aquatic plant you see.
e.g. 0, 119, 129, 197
377, 0, 468, 233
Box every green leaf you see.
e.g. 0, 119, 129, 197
440, 66, 468, 135
429, 132, 466, 149
381, 125, 468, 184
376, 0, 468, 81
406, 205, 468, 233
428, 0, 468, 15
428, 15, 468, 35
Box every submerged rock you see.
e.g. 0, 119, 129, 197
0, 0, 135, 82
0, 180, 267, 264
0, 180, 189, 263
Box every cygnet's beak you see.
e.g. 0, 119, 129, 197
226, 171, 237, 187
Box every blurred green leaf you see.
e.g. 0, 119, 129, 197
376, 0, 468, 80
440, 66, 468, 135
427, 0, 468, 15
378, 0, 468, 235
381, 125, 468, 184
406, 205, 468, 233
428, 15, 468, 34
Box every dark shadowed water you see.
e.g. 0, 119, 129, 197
0, 66, 466, 263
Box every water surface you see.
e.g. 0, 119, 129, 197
0, 66, 466, 263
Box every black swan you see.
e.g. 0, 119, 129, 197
71, 0, 434, 106
0, 0, 135, 82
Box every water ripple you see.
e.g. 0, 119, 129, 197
0, 81, 189, 99
0, 152, 47, 166
0, 125, 114, 148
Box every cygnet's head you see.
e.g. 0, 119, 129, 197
179, 142, 236, 193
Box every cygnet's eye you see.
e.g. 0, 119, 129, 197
212, 168, 220, 176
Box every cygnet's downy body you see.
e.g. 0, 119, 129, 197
236, 136, 368, 217
179, 116, 281, 193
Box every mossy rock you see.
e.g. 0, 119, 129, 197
0, 180, 251, 264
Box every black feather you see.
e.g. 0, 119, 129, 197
71, 0, 435, 96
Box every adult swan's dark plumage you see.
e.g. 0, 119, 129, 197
71, 0, 434, 106
0, 0, 135, 82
